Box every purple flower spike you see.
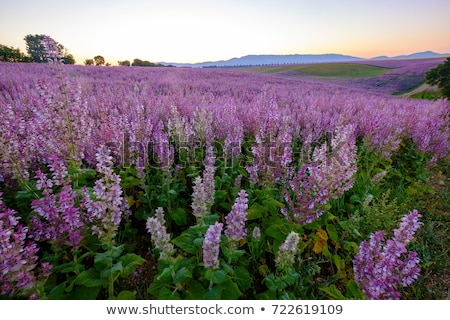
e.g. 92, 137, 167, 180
225, 189, 248, 243
203, 222, 223, 269
353, 210, 423, 300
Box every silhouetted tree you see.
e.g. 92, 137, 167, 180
118, 60, 131, 66
24, 34, 75, 64
24, 34, 46, 63
426, 57, 450, 99
84, 59, 94, 65
0, 44, 30, 62
94, 55, 105, 66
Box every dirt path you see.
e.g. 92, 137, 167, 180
400, 83, 439, 97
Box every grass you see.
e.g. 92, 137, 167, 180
244, 63, 393, 78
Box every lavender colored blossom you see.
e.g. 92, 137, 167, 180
353, 210, 423, 300
30, 159, 84, 248
252, 226, 261, 241
202, 144, 216, 208
146, 207, 175, 261
283, 125, 357, 224
82, 146, 129, 241
275, 231, 300, 271
0, 194, 51, 298
203, 222, 223, 269
42, 35, 62, 63
224, 190, 249, 243
191, 176, 208, 222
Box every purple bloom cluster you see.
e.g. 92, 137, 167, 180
42, 35, 62, 63
275, 231, 300, 271
224, 189, 249, 243
0, 194, 52, 297
353, 210, 423, 299
191, 146, 216, 222
0, 63, 449, 182
82, 146, 129, 240
30, 158, 84, 248
283, 125, 358, 224
146, 207, 175, 261
203, 222, 223, 269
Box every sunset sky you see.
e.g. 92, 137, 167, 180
1, 0, 450, 65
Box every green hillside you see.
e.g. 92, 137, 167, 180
246, 63, 392, 78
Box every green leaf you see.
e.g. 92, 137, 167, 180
234, 266, 252, 291
158, 287, 181, 300
102, 261, 123, 279
345, 279, 365, 299
212, 269, 228, 284
173, 267, 192, 284
71, 285, 101, 300
117, 290, 136, 300
247, 203, 266, 220
157, 267, 174, 283
172, 227, 201, 254
221, 280, 242, 299
265, 221, 290, 240
169, 207, 188, 226
75, 268, 108, 288
326, 224, 339, 243
94, 252, 113, 271
47, 282, 66, 300
184, 280, 206, 299
119, 253, 146, 277
262, 198, 284, 215
203, 285, 222, 300
320, 284, 346, 300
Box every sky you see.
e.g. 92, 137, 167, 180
1, 0, 450, 65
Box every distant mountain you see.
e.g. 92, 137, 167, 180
371, 51, 450, 60
159, 53, 363, 68
158, 51, 450, 68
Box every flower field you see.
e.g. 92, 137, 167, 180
0, 56, 449, 299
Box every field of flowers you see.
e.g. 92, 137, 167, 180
0, 53, 449, 299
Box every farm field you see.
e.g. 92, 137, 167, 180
0, 60, 449, 300
242, 57, 447, 95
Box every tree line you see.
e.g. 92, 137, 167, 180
0, 34, 76, 64
1, 34, 169, 68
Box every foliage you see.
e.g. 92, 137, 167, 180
426, 57, 450, 99
94, 55, 105, 66
0, 44, 31, 62
23, 34, 75, 64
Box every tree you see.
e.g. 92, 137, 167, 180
84, 59, 94, 65
24, 34, 46, 63
0, 44, 30, 62
426, 57, 450, 99
132, 58, 155, 67
118, 60, 131, 66
24, 34, 75, 64
94, 55, 105, 66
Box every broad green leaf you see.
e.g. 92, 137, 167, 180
119, 253, 146, 277
221, 280, 242, 299
158, 287, 181, 300
117, 290, 136, 300
212, 269, 228, 284
173, 267, 192, 284
234, 266, 252, 291
247, 203, 266, 220
169, 207, 188, 226
184, 280, 205, 299
326, 224, 339, 243
203, 285, 222, 300
172, 227, 201, 254
75, 268, 108, 288
320, 284, 346, 300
